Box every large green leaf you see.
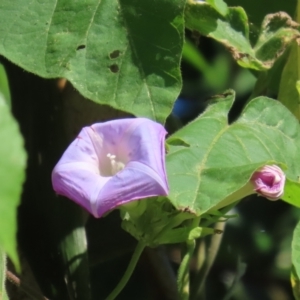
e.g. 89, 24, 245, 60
0, 0, 185, 123
185, 1, 300, 71
0, 93, 26, 268
166, 91, 300, 215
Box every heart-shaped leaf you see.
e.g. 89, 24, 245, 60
0, 0, 185, 122
166, 91, 300, 215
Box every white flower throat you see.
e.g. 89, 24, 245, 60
107, 153, 125, 175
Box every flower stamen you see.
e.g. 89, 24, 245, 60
107, 153, 125, 175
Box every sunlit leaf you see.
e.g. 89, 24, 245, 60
166, 91, 300, 214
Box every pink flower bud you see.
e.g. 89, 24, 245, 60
251, 165, 285, 200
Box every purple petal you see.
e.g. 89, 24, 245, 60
52, 118, 169, 217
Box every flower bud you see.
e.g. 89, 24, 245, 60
251, 165, 285, 200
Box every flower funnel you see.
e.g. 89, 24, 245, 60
52, 118, 169, 217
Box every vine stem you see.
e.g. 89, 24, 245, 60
177, 239, 196, 300
105, 240, 146, 300
177, 217, 200, 300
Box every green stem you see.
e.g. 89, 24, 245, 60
177, 240, 196, 300
105, 241, 146, 300
177, 217, 199, 300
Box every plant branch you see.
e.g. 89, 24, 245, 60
177, 239, 196, 300
177, 217, 200, 300
6, 270, 49, 300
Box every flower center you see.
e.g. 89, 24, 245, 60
107, 153, 125, 175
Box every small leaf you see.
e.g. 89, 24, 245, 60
185, 2, 300, 70
166, 91, 300, 214
0, 93, 26, 268
0, 0, 185, 122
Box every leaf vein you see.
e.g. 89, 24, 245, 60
192, 124, 229, 208
118, 0, 156, 119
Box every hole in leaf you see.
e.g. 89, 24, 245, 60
77, 45, 86, 51
109, 50, 121, 59
109, 64, 119, 73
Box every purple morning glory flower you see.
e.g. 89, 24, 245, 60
52, 118, 169, 218
251, 165, 285, 200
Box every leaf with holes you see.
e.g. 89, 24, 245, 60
185, 2, 300, 71
0, 0, 185, 122
166, 91, 300, 215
